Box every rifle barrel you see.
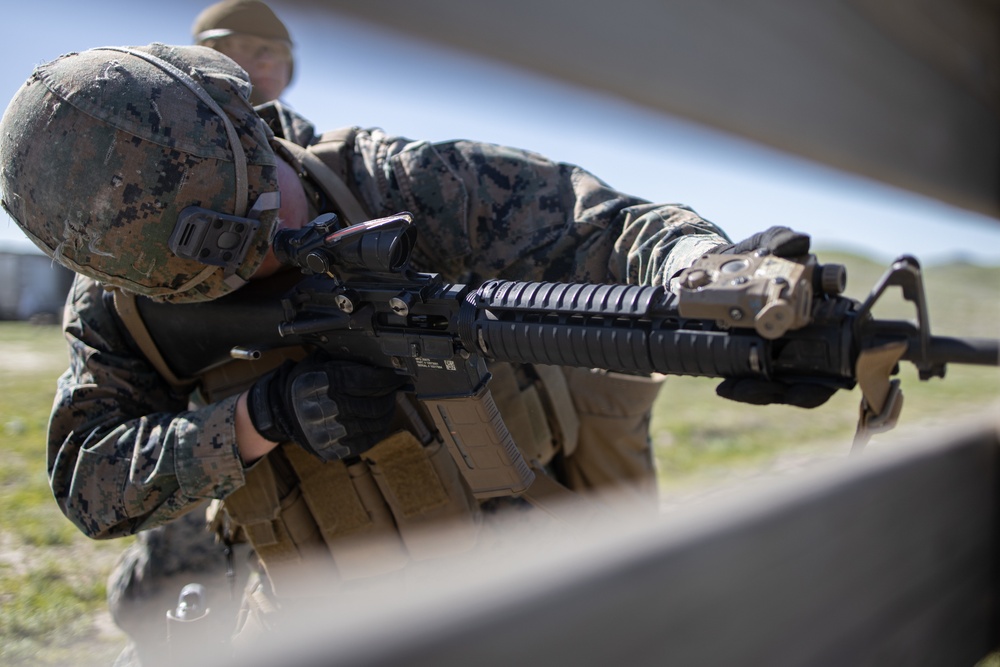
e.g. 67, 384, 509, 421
919, 336, 1000, 367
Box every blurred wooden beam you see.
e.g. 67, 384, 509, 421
290, 0, 1000, 220
232, 416, 1000, 667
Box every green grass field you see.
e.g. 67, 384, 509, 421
0, 251, 997, 665
0, 322, 131, 666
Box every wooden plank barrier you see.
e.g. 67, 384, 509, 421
234, 415, 999, 667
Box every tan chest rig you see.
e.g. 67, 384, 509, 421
215, 362, 584, 597
111, 127, 664, 598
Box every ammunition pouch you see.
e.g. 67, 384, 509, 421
216, 361, 660, 599
219, 432, 481, 598
217, 360, 596, 599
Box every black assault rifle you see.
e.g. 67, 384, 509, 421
144, 211, 1000, 500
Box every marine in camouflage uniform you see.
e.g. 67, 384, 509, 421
112, 3, 306, 657
0, 43, 813, 662
106, 2, 311, 656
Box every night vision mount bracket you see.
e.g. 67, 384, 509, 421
168, 191, 282, 276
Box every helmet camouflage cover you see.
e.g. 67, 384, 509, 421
0, 43, 280, 302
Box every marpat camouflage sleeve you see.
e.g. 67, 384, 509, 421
47, 275, 247, 539
348, 129, 732, 286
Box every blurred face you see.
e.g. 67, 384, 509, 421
211, 34, 292, 104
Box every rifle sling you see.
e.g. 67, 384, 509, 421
112, 288, 196, 393
273, 136, 369, 226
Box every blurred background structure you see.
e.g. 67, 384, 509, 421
300, 0, 1000, 220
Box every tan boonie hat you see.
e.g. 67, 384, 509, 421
0, 43, 281, 303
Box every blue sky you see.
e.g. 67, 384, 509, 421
2, 0, 1000, 268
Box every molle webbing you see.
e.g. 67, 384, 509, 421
283, 444, 373, 535
282, 443, 409, 581
223, 432, 482, 596
220, 454, 342, 598
223, 455, 283, 550
361, 431, 450, 518
363, 433, 481, 561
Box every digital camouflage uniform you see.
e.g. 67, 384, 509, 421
0, 44, 731, 663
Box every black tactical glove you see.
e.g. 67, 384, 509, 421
247, 355, 407, 461
715, 378, 837, 409
710, 226, 828, 408
710, 226, 811, 258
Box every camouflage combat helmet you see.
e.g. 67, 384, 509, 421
0, 43, 281, 303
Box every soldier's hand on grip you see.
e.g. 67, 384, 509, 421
710, 226, 811, 258
247, 354, 407, 461
707, 225, 833, 407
